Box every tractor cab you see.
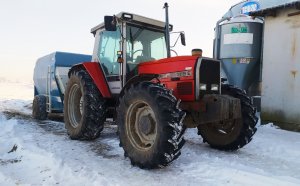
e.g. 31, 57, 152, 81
90, 12, 174, 93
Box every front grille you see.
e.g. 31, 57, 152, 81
177, 82, 193, 95
199, 58, 221, 97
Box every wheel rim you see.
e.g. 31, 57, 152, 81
211, 120, 237, 135
202, 119, 242, 145
126, 100, 157, 151
68, 84, 82, 128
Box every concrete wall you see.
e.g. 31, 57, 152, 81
261, 8, 300, 128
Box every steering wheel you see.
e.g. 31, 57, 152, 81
132, 49, 143, 62
133, 49, 143, 56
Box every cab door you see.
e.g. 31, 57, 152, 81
95, 28, 122, 95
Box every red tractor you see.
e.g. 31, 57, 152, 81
64, 4, 258, 169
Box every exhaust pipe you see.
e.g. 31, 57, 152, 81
164, 2, 171, 58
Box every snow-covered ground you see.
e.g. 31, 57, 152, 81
0, 80, 300, 186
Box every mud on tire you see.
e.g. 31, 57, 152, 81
198, 84, 258, 150
64, 69, 107, 140
117, 82, 186, 169
32, 95, 48, 120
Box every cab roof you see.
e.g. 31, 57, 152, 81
91, 12, 172, 35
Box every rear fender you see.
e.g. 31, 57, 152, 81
69, 62, 112, 98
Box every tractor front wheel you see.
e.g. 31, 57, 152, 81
117, 82, 186, 169
64, 69, 107, 140
197, 84, 258, 150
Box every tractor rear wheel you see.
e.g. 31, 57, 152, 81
32, 95, 48, 120
197, 84, 258, 150
117, 82, 186, 169
64, 69, 107, 140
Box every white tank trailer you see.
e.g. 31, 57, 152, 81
214, 0, 298, 111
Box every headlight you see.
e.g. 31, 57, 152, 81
200, 83, 206, 90
211, 84, 219, 91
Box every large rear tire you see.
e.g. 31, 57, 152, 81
32, 95, 48, 120
117, 82, 186, 169
64, 69, 107, 140
198, 84, 258, 150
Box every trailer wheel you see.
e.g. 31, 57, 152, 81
198, 84, 258, 150
32, 95, 48, 120
64, 69, 107, 140
117, 82, 186, 169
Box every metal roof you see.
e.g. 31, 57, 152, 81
250, 1, 300, 17
91, 12, 168, 34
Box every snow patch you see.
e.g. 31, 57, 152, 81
0, 115, 112, 185
0, 80, 300, 185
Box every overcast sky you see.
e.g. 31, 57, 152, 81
0, 0, 241, 82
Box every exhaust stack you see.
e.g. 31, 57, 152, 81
164, 2, 171, 58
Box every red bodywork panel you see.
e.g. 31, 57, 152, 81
139, 56, 198, 101
82, 62, 112, 98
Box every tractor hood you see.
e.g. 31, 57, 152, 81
138, 56, 198, 76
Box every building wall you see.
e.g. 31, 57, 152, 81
261, 8, 300, 126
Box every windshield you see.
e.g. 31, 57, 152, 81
126, 25, 167, 64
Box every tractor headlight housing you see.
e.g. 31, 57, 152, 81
122, 13, 133, 20
199, 83, 207, 90
211, 84, 219, 91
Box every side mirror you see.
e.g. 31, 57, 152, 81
180, 32, 186, 46
104, 16, 117, 31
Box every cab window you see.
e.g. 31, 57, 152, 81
98, 28, 121, 75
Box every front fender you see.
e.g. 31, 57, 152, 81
69, 62, 112, 98
119, 74, 159, 98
